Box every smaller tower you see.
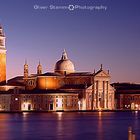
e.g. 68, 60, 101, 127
24, 60, 28, 78
37, 60, 42, 75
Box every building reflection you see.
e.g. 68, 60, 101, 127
97, 111, 103, 140
22, 112, 29, 119
56, 112, 64, 139
57, 112, 63, 121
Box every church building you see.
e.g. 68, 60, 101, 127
0, 25, 115, 111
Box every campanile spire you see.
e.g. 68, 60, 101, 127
0, 25, 6, 85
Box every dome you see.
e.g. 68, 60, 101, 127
54, 50, 75, 75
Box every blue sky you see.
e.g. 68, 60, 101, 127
0, 0, 140, 83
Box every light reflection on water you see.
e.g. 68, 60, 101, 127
57, 112, 63, 120
0, 112, 139, 140
98, 111, 103, 140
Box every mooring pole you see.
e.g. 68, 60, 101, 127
132, 133, 136, 140
128, 126, 132, 140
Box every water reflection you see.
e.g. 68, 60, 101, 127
134, 110, 138, 116
56, 112, 63, 120
98, 111, 103, 140
0, 112, 139, 140
56, 112, 63, 139
0, 114, 11, 140
98, 111, 102, 119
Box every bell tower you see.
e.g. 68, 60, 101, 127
0, 25, 6, 85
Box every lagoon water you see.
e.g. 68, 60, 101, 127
0, 112, 140, 140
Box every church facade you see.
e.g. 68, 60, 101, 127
0, 25, 115, 111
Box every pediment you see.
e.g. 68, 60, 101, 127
94, 70, 110, 77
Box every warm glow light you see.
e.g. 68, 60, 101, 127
78, 101, 81, 110
21, 102, 32, 111
38, 77, 60, 90
58, 98, 62, 108
82, 99, 86, 110
131, 103, 135, 110
98, 107, 102, 112
15, 98, 18, 101
135, 104, 138, 108
0, 104, 2, 111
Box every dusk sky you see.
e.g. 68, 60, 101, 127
0, 0, 140, 83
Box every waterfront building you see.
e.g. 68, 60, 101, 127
0, 85, 25, 111
10, 92, 79, 111
113, 83, 140, 110
0, 25, 115, 111
0, 93, 11, 111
